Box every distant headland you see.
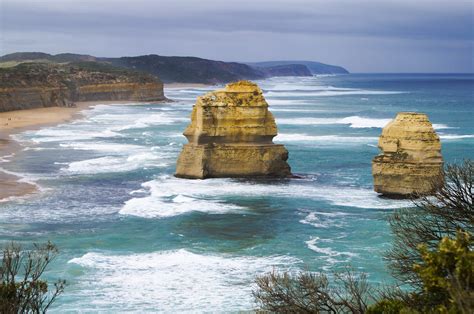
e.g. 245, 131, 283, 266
0, 52, 349, 85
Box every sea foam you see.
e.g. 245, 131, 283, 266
66, 249, 299, 311
62, 151, 169, 174
120, 176, 410, 219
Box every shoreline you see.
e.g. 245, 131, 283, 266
164, 83, 212, 89
0, 97, 178, 202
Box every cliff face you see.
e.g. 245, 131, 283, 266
372, 112, 444, 197
258, 64, 312, 77
176, 81, 291, 179
248, 61, 349, 74
0, 62, 165, 112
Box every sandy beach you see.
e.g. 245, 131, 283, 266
0, 83, 210, 202
0, 104, 93, 201
0, 97, 187, 202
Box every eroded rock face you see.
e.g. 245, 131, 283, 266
175, 81, 291, 179
372, 112, 444, 197
0, 62, 165, 112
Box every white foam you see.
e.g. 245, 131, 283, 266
276, 116, 391, 128
0, 167, 40, 188
29, 128, 121, 143
306, 237, 358, 258
59, 142, 142, 153
104, 113, 187, 131
276, 117, 340, 125
277, 116, 452, 130
66, 249, 299, 311
266, 89, 405, 98
0, 153, 15, 163
300, 211, 350, 229
433, 124, 454, 130
337, 116, 392, 128
440, 134, 474, 139
120, 176, 410, 220
275, 133, 377, 144
268, 84, 357, 92
271, 108, 325, 113
63, 152, 168, 174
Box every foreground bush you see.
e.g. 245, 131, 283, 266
387, 160, 473, 287
368, 231, 474, 313
254, 268, 374, 313
254, 160, 474, 312
0, 241, 65, 313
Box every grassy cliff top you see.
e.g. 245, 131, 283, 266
0, 61, 161, 88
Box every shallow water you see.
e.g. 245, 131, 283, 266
1, 74, 473, 312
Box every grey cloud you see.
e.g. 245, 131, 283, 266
0, 0, 473, 72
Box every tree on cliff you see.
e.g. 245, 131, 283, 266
253, 160, 474, 313
0, 241, 65, 313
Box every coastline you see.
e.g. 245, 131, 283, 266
0, 97, 181, 202
164, 83, 212, 89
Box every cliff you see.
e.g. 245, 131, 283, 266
102, 55, 266, 84
0, 62, 165, 112
372, 112, 444, 197
1, 52, 349, 84
257, 64, 312, 77
175, 81, 291, 179
248, 60, 349, 74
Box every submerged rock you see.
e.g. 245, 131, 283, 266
372, 112, 444, 197
175, 81, 291, 179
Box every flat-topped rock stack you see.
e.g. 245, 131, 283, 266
175, 81, 291, 179
372, 112, 444, 197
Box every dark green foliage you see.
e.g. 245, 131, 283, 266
413, 231, 474, 312
365, 299, 406, 314
0, 61, 159, 88
386, 160, 473, 287
253, 268, 375, 313
0, 241, 65, 313
104, 54, 266, 83
255, 160, 473, 313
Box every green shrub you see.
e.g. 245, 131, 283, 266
0, 241, 65, 313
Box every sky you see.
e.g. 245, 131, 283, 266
0, 0, 473, 73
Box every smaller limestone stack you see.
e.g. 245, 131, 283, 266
372, 112, 444, 197
175, 81, 291, 179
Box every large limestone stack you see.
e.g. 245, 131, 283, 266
175, 81, 291, 179
372, 112, 443, 197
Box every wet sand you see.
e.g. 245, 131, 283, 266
0, 100, 175, 202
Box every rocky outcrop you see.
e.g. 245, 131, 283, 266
0, 62, 165, 112
175, 81, 291, 179
372, 112, 444, 197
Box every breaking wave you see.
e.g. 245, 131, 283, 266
66, 249, 299, 311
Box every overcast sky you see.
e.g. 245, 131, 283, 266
1, 0, 472, 72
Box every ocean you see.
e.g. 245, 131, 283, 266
1, 74, 473, 312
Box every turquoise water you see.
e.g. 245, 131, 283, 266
1, 74, 473, 311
